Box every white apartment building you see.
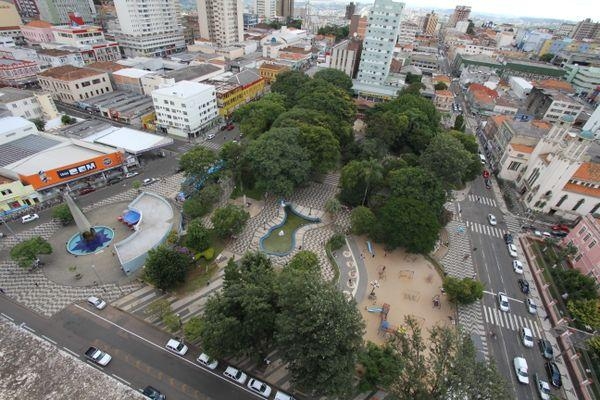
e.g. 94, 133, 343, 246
36, 0, 96, 25
0, 87, 58, 121
37, 65, 113, 105
583, 106, 600, 139
565, 65, 600, 97
113, 0, 186, 58
152, 81, 219, 139
197, 0, 244, 47
397, 21, 418, 45
255, 0, 276, 20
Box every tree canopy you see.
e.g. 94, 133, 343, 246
179, 146, 217, 177
210, 204, 250, 238
387, 167, 446, 215
443, 276, 484, 305
182, 183, 222, 219
420, 133, 473, 188
313, 68, 353, 93
10, 236, 52, 268
144, 245, 193, 290
51, 204, 73, 225
185, 219, 211, 252
233, 93, 287, 139
270, 71, 311, 107
339, 159, 384, 206
317, 24, 349, 41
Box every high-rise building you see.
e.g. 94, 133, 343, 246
448, 5, 471, 28
113, 0, 186, 57
197, 0, 244, 47
354, 0, 404, 98
255, 0, 276, 20
349, 14, 367, 39
345, 2, 356, 20
30, 0, 96, 25
422, 11, 438, 36
276, 0, 294, 19
397, 21, 418, 44
12, 0, 39, 20
570, 18, 600, 41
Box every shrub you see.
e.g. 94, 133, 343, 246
329, 233, 346, 250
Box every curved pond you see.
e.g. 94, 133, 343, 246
66, 226, 115, 256
260, 204, 320, 256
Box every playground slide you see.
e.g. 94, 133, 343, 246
367, 306, 383, 313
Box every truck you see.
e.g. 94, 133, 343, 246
84, 346, 112, 366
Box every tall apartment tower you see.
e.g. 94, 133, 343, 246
570, 18, 600, 40
448, 5, 471, 28
255, 0, 276, 20
345, 2, 356, 19
355, 0, 404, 92
197, 0, 244, 47
113, 0, 186, 57
276, 0, 294, 19
35, 0, 96, 24
422, 11, 438, 35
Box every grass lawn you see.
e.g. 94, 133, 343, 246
530, 241, 568, 316
261, 207, 317, 254
175, 234, 227, 296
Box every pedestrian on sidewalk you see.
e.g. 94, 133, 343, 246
34, 282, 39, 287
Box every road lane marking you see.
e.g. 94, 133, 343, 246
63, 347, 80, 358
1, 312, 14, 321
42, 335, 57, 344
112, 374, 130, 386
20, 322, 35, 332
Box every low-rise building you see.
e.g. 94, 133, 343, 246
408, 52, 438, 74
112, 68, 155, 94
434, 89, 453, 112
0, 57, 38, 87
466, 83, 499, 113
509, 76, 533, 99
0, 175, 40, 216
37, 65, 113, 104
140, 64, 223, 96
0, 87, 58, 121
525, 87, 585, 123
562, 214, 600, 283
36, 48, 84, 68
40, 24, 120, 64
206, 69, 265, 118
20, 19, 54, 44
152, 80, 218, 139
259, 62, 289, 83
564, 65, 600, 97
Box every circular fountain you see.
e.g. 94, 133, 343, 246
66, 226, 115, 255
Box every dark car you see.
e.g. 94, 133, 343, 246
545, 361, 562, 388
518, 278, 530, 294
539, 339, 554, 360
79, 187, 96, 195
226, 124, 235, 131
142, 386, 166, 400
503, 233, 513, 244
107, 176, 123, 185
551, 230, 568, 238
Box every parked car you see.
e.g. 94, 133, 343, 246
539, 339, 554, 360
551, 224, 570, 233
535, 373, 551, 400
513, 260, 524, 274
124, 172, 139, 178
521, 327, 534, 348
526, 298, 538, 315
503, 233, 513, 244
143, 178, 157, 186
507, 243, 518, 258
196, 353, 218, 370
223, 366, 247, 384
518, 278, 530, 295
497, 292, 510, 312
542, 231, 552, 238
79, 187, 96, 196
107, 176, 123, 185
84, 346, 112, 366
206, 133, 215, 140
165, 338, 188, 356
86, 296, 106, 310
226, 124, 235, 131
142, 386, 166, 400
247, 378, 272, 398
545, 361, 562, 388
487, 213, 497, 226
551, 230, 568, 238
21, 213, 39, 224
274, 391, 296, 400
513, 357, 529, 384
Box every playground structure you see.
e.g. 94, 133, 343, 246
370, 303, 405, 337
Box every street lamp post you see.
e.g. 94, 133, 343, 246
90, 264, 106, 292
369, 280, 380, 297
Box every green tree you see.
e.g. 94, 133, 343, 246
365, 110, 409, 150
61, 114, 76, 124
182, 183, 222, 219
233, 93, 287, 139
163, 312, 181, 332
210, 204, 250, 238
325, 198, 342, 228
271, 70, 310, 107
287, 250, 320, 274
372, 197, 440, 253
144, 245, 192, 290
587, 336, 600, 356
276, 267, 364, 397
552, 268, 598, 301
313, 68, 353, 93
420, 133, 472, 188
539, 53, 554, 62
51, 204, 73, 225
434, 82, 448, 90
30, 118, 45, 131
351, 206, 376, 235
185, 219, 211, 251
453, 114, 465, 131
10, 236, 52, 269
443, 276, 484, 305
132, 180, 141, 190
339, 159, 384, 206
358, 342, 403, 392
317, 24, 349, 41
405, 72, 422, 84
183, 316, 203, 342
245, 127, 311, 196
219, 141, 245, 189
293, 124, 340, 175
387, 167, 446, 215
567, 299, 600, 330
179, 146, 217, 178
145, 299, 172, 320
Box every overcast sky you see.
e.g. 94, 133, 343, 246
402, 0, 591, 21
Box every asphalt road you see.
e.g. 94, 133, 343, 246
0, 295, 264, 400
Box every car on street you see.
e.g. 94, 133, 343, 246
539, 339, 554, 360
275, 391, 296, 400
21, 213, 39, 224
518, 278, 530, 294
526, 298, 538, 315
513, 357, 529, 384
143, 178, 157, 186
521, 327, 534, 348
247, 378, 272, 398
487, 214, 497, 226
551, 230, 568, 238
542, 231, 552, 238
107, 176, 123, 185
551, 224, 570, 233
545, 361, 562, 388
497, 292, 510, 312
226, 124, 235, 131
142, 386, 166, 400
86, 296, 106, 310
79, 187, 96, 195
513, 260, 524, 274
206, 133, 215, 140
503, 233, 513, 244
507, 243, 518, 258
535, 373, 551, 400
223, 366, 247, 384
196, 353, 218, 370
84, 346, 112, 366
165, 338, 188, 356
124, 172, 139, 178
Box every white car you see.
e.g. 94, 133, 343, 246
196, 353, 218, 370
124, 172, 139, 178
143, 178, 157, 186
535, 373, 551, 400
487, 213, 497, 226
21, 213, 39, 224
223, 366, 247, 384
513, 260, 524, 274
86, 296, 106, 310
507, 243, 518, 258
274, 391, 296, 400
514, 357, 529, 384
165, 338, 188, 356
247, 378, 272, 398
206, 133, 215, 140
526, 298, 538, 315
521, 327, 534, 348
497, 292, 510, 312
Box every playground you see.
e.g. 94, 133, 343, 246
356, 240, 456, 345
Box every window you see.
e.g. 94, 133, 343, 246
579, 226, 587, 235
589, 240, 596, 249
556, 195, 568, 207
508, 161, 521, 171
572, 199, 585, 211
575, 254, 583, 262
584, 233, 591, 242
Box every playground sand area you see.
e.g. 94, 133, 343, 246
357, 241, 456, 345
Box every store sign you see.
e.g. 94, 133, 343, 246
57, 162, 97, 179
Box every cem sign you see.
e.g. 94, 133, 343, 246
57, 162, 97, 178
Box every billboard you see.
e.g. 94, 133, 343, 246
20, 152, 123, 190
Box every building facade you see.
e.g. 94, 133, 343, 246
422, 11, 438, 36
0, 58, 39, 87
12, 0, 39, 20
255, 0, 276, 20
525, 87, 585, 123
36, 49, 85, 68
349, 14, 367, 40
570, 18, 600, 41
276, 0, 294, 18
258, 62, 289, 83
447, 5, 471, 28
208, 69, 265, 117
20, 20, 54, 43
37, 65, 113, 104
563, 214, 600, 283
0, 87, 58, 121
197, 0, 244, 47
0, 1, 22, 27
36, 0, 96, 25
330, 39, 362, 78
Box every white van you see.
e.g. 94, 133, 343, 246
478, 154, 486, 165
275, 391, 296, 400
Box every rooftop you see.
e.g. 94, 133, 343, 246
0, 134, 62, 168
36, 48, 73, 57
38, 65, 105, 81
572, 162, 600, 182
534, 79, 575, 93
506, 118, 552, 138
22, 20, 53, 29
510, 143, 535, 154
435, 90, 453, 97
0, 87, 35, 104
259, 63, 288, 71
113, 68, 154, 79
86, 61, 126, 73
227, 69, 262, 86
0, 58, 34, 66
152, 80, 214, 98
164, 64, 222, 82
83, 126, 174, 155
